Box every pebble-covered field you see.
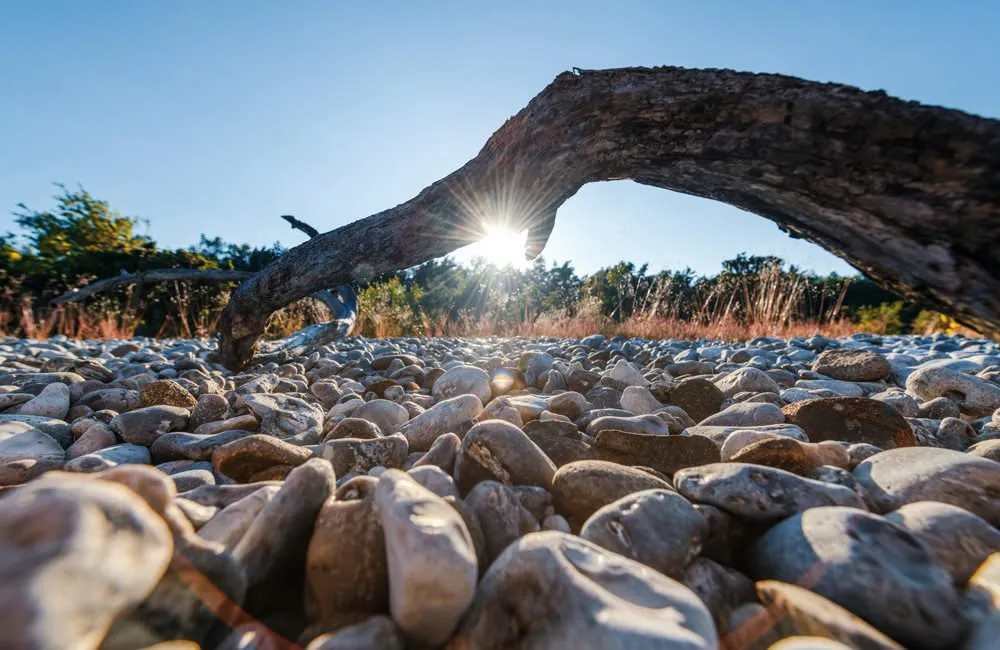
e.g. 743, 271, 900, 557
1, 332, 999, 649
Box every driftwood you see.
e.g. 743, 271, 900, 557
51, 269, 252, 305
217, 65, 1000, 369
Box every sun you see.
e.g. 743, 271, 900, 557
464, 225, 531, 269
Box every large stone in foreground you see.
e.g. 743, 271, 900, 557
376, 469, 477, 647
853, 447, 1000, 525
447, 531, 717, 649
0, 475, 173, 649
750, 506, 964, 650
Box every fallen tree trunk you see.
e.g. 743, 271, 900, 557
218, 65, 1000, 369
51, 269, 252, 305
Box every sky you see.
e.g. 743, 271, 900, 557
1, 1, 997, 277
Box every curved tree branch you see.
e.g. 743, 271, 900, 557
218, 65, 1000, 369
51, 269, 252, 305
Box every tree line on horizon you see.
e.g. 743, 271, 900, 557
0, 185, 960, 340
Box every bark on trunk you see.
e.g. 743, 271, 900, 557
217, 65, 1000, 369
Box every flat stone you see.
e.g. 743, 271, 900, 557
316, 434, 409, 476
782, 397, 915, 448
11, 381, 70, 419
453, 419, 556, 494
674, 463, 865, 522
580, 488, 706, 579
755, 580, 904, 650
111, 405, 190, 446
241, 393, 324, 444
592, 429, 720, 476
78, 387, 141, 412
375, 469, 477, 647
750, 506, 964, 650
449, 531, 717, 649
192, 413, 258, 437
305, 476, 388, 622
699, 402, 784, 427
0, 475, 172, 650
305, 615, 404, 650
620, 385, 663, 415
853, 447, 1000, 524
212, 434, 314, 483
714, 367, 780, 397
813, 348, 891, 381
0, 422, 65, 484
65, 443, 151, 472
150, 429, 253, 463
586, 413, 669, 437
551, 460, 673, 524
522, 420, 596, 467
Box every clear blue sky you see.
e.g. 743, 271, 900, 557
1, 1, 997, 277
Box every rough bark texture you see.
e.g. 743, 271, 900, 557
218, 65, 1000, 369
51, 269, 252, 305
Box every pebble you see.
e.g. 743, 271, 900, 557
751, 506, 965, 649
397, 393, 482, 451
782, 397, 916, 448
375, 469, 477, 646
551, 459, 673, 524
579, 488, 706, 579
0, 475, 173, 649
674, 463, 865, 521
853, 447, 1000, 524
453, 419, 556, 494
449, 531, 718, 649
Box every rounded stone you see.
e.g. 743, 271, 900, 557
398, 394, 483, 452
853, 447, 1000, 525
448, 530, 718, 649
551, 460, 673, 524
884, 501, 1000, 585
580, 489, 706, 579
432, 365, 492, 405
906, 365, 1000, 417
140, 379, 198, 409
782, 397, 915, 448
453, 419, 556, 495
674, 463, 865, 522
750, 506, 964, 649
211, 434, 314, 483
812, 348, 891, 381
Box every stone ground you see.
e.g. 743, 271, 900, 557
1, 332, 999, 649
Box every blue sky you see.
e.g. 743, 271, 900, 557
1, 1, 996, 276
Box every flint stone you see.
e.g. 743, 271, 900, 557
674, 463, 865, 522
755, 580, 904, 650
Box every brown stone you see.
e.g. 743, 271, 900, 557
782, 397, 915, 448
211, 434, 313, 483
593, 430, 720, 476
140, 379, 198, 409
663, 377, 724, 422
729, 437, 814, 475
